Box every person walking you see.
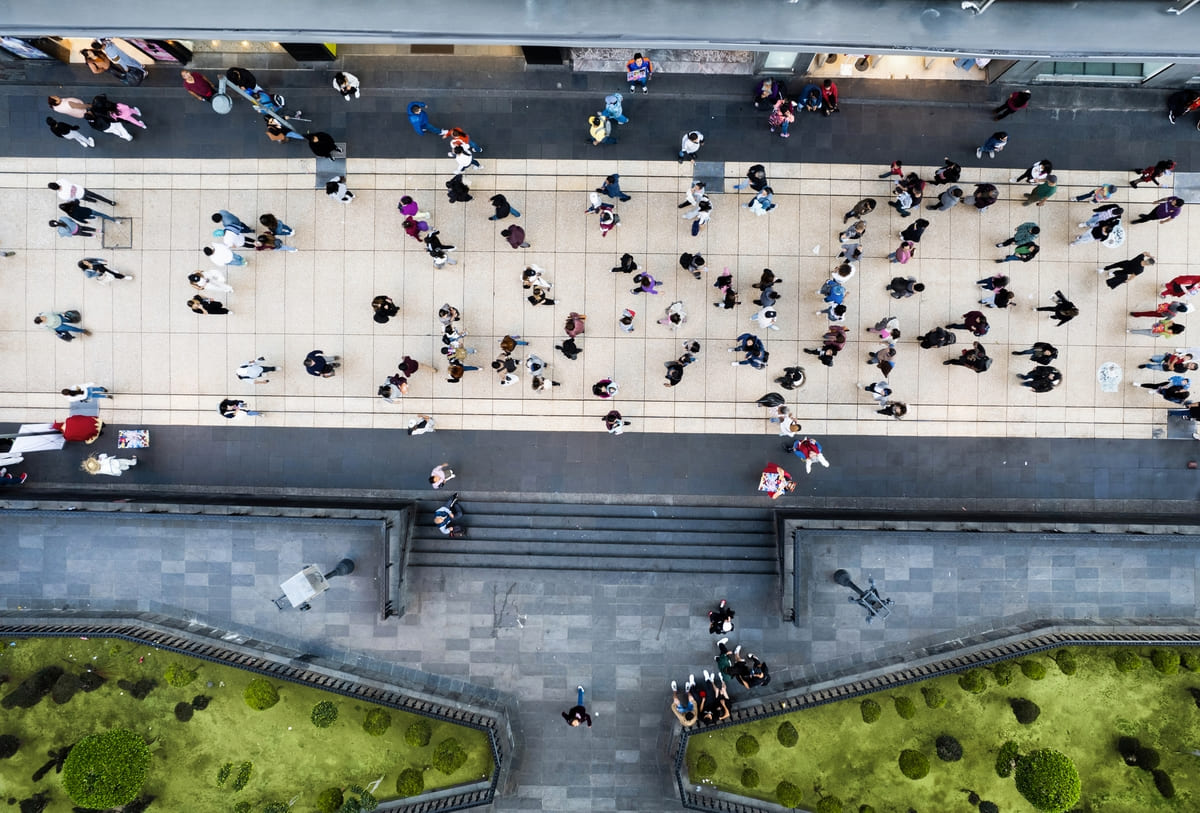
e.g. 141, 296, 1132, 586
1130, 301, 1192, 319
305, 131, 341, 159
679, 252, 706, 280
927, 186, 963, 211
1128, 317, 1186, 338
450, 144, 481, 173
997, 242, 1039, 263
45, 117, 94, 148
626, 53, 653, 92
49, 218, 95, 238
445, 174, 472, 204
1022, 175, 1058, 206
1130, 160, 1175, 188
500, 225, 529, 249
788, 437, 830, 474
992, 90, 1031, 120
34, 310, 89, 340
1131, 377, 1192, 404
429, 463, 456, 489
212, 209, 253, 234
1075, 183, 1118, 203
237, 357, 275, 383
407, 101, 441, 135
1017, 366, 1063, 393
975, 131, 1008, 159
1131, 196, 1185, 225
48, 95, 89, 118
219, 398, 262, 418
304, 350, 341, 377
1036, 290, 1080, 326
1012, 342, 1059, 365
61, 382, 111, 402
563, 686, 593, 727
602, 93, 627, 124
657, 301, 688, 329
1011, 158, 1052, 185
596, 173, 631, 202
78, 257, 132, 282
631, 272, 660, 295
931, 157, 962, 185
678, 130, 704, 163
49, 179, 114, 206
767, 98, 796, 138
433, 492, 465, 537
333, 71, 360, 100
259, 213, 293, 236
944, 341, 992, 373
588, 114, 616, 146
843, 198, 876, 223
1139, 352, 1198, 373
947, 310, 990, 337
189, 269, 232, 293
188, 296, 230, 315
887, 276, 924, 299
203, 240, 247, 267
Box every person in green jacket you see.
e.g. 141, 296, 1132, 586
1022, 174, 1058, 206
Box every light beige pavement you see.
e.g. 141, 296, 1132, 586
0, 155, 1192, 438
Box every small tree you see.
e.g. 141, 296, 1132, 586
815, 796, 844, 813
958, 669, 987, 694
396, 768, 425, 798
317, 786, 344, 813
898, 749, 930, 780
363, 708, 391, 736
311, 701, 339, 728
740, 768, 760, 788
242, 678, 279, 711
776, 721, 799, 747
61, 729, 151, 809
995, 741, 1019, 778
921, 686, 947, 709
163, 663, 198, 688
1020, 660, 1047, 680
1053, 648, 1078, 676
1114, 650, 1142, 673
776, 780, 803, 809
893, 695, 916, 720
693, 753, 716, 780
405, 719, 432, 747
936, 735, 963, 762
1151, 649, 1180, 675
431, 738, 467, 775
860, 698, 881, 723
736, 733, 760, 756
1010, 697, 1041, 724
991, 660, 1016, 686
1014, 748, 1081, 813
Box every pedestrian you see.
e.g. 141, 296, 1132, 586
878, 401, 907, 419
1160, 275, 1200, 298
45, 117, 94, 148
821, 79, 840, 115
967, 183, 999, 211
818, 278, 846, 306
1011, 158, 1052, 184
597, 173, 631, 202
843, 198, 877, 223
1131, 377, 1191, 404
1139, 352, 1198, 373
631, 273, 660, 295
0, 469, 28, 487
237, 356, 276, 382
839, 219, 867, 244
863, 380, 892, 404
598, 207, 620, 237
767, 98, 796, 138
446, 360, 480, 383
799, 83, 822, 112
626, 52, 654, 92
753, 77, 786, 109
683, 200, 711, 236
592, 379, 619, 399
1128, 318, 1186, 338
1022, 175, 1058, 206
657, 301, 688, 329
78, 257, 132, 282
522, 265, 553, 292
789, 437, 830, 474
527, 286, 556, 307
1071, 216, 1122, 247
802, 326, 845, 367
81, 454, 138, 476
259, 213, 293, 236
443, 126, 482, 153
188, 296, 230, 315
218, 398, 261, 418
1131, 196, 1185, 225
49, 218, 95, 238
1075, 182, 1118, 203
867, 345, 897, 378
977, 273, 1009, 291
556, 337, 582, 360
325, 175, 355, 203
401, 217, 428, 242
745, 187, 775, 216
1036, 290, 1079, 326
919, 327, 957, 349
678, 130, 704, 163
304, 350, 341, 377
90, 93, 145, 129
885, 275, 924, 300
406, 101, 441, 135
946, 310, 990, 337
215, 226, 255, 250
753, 268, 782, 290
305, 131, 341, 159
927, 186, 963, 211
407, 414, 437, 436
372, 295, 400, 324
931, 157, 962, 185
563, 686, 593, 727
618, 308, 636, 333
430, 463, 456, 489
899, 218, 930, 244
992, 90, 1031, 120
49, 179, 115, 206
61, 382, 111, 402
734, 165, 769, 196
255, 232, 297, 252
975, 131, 1008, 159
180, 69, 216, 101
588, 114, 616, 146
888, 184, 915, 218
1130, 160, 1176, 188
433, 492, 465, 537
775, 366, 806, 391
679, 252, 706, 280
1018, 366, 1063, 393
445, 173, 472, 204
602, 93, 627, 124
188, 270, 233, 293
203, 241, 247, 267
1011, 342, 1059, 365
333, 71, 360, 100
888, 240, 916, 264
997, 242, 1039, 263
565, 312, 587, 339
1168, 90, 1200, 124
437, 303, 461, 326
212, 209, 252, 234
34, 310, 89, 341
751, 306, 779, 331
944, 341, 992, 373
730, 333, 770, 369
663, 353, 694, 387
500, 225, 530, 249
397, 196, 430, 222
979, 286, 1014, 308
48, 95, 89, 118
1131, 301, 1192, 319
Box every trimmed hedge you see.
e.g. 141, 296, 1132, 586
1010, 697, 1041, 725
776, 780, 803, 808
958, 669, 987, 694
363, 708, 392, 737
405, 719, 432, 747
921, 686, 946, 709
396, 768, 425, 798
1114, 650, 1142, 673
898, 749, 929, 780
860, 699, 881, 724
316, 786, 344, 813
893, 695, 916, 720
1151, 649, 1180, 675
991, 660, 1016, 686
431, 738, 467, 775
310, 700, 338, 728
242, 678, 279, 711
740, 768, 760, 789
1182, 651, 1200, 672
815, 796, 844, 813
1020, 660, 1047, 680
694, 753, 717, 780
163, 663, 197, 688
1053, 648, 1077, 676
776, 721, 798, 747
736, 733, 760, 757
61, 728, 151, 808
1153, 769, 1175, 799
1014, 748, 1081, 813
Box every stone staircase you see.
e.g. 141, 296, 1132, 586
409, 498, 777, 575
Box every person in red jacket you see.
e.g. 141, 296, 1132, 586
821, 79, 839, 116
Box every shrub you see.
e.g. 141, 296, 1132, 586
1020, 660, 1047, 680
0, 734, 20, 759
262, 804, 288, 813
431, 738, 467, 775
1134, 746, 1161, 771
1053, 648, 1077, 676
775, 780, 803, 808
339, 784, 378, 813
216, 762, 232, 785
995, 741, 1019, 778
405, 719, 432, 747
958, 669, 987, 694
363, 708, 392, 736
61, 728, 150, 808
173, 701, 193, 722
921, 686, 947, 709
1010, 697, 1041, 725
776, 721, 798, 747
1189, 687, 1200, 709
858, 806, 876, 813
693, 753, 716, 780
163, 663, 198, 688
1151, 649, 1180, 675
991, 660, 1016, 686
936, 734, 963, 762
396, 768, 425, 798
1182, 651, 1200, 672
311, 700, 338, 728
893, 696, 916, 720
233, 804, 251, 813
816, 796, 843, 813
1153, 769, 1175, 799
1114, 650, 1142, 673
1014, 749, 1081, 813
740, 768, 759, 789
860, 698, 881, 724
1117, 736, 1141, 764
736, 733, 760, 757
232, 761, 253, 791
242, 678, 278, 711
317, 786, 344, 813
898, 749, 929, 780
979, 803, 999, 813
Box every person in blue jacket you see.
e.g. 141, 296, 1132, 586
407, 101, 442, 136
799, 83, 823, 112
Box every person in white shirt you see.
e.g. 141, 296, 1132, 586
678, 130, 705, 162
188, 269, 233, 293
202, 242, 246, 267
47, 178, 115, 206
61, 383, 111, 402
333, 71, 360, 100
237, 357, 276, 383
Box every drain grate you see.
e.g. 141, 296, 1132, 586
102, 217, 133, 250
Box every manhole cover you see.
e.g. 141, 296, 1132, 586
102, 218, 133, 250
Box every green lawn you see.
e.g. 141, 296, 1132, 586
686, 646, 1200, 812
0, 637, 493, 811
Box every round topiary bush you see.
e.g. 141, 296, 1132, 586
776, 780, 803, 809
311, 700, 338, 728
958, 669, 987, 694
1135, 746, 1161, 771
776, 721, 799, 747
816, 796, 844, 813
1182, 651, 1200, 672
396, 768, 425, 798
736, 733, 760, 757
1020, 660, 1047, 680
432, 738, 468, 775
1114, 650, 1142, 673
1052, 649, 1077, 676
979, 802, 999, 813
1010, 697, 1041, 725
936, 734, 963, 762
991, 660, 1016, 686
693, 753, 717, 780
1153, 768, 1175, 799
921, 686, 947, 709
242, 678, 279, 711
405, 719, 432, 747
741, 767, 760, 789
61, 728, 151, 809
860, 698, 881, 724
1014, 748, 1081, 813
1151, 649, 1180, 675
163, 663, 198, 688
893, 695, 916, 720
898, 749, 930, 780
316, 786, 344, 813
995, 741, 1019, 778
363, 708, 391, 736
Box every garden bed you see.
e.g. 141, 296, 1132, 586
0, 636, 493, 811
685, 645, 1200, 812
